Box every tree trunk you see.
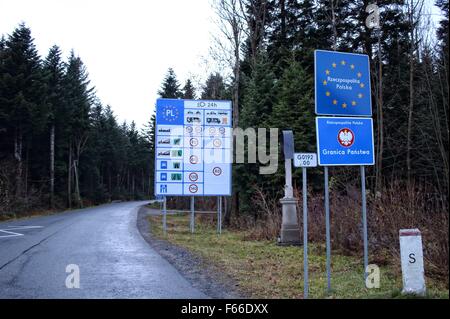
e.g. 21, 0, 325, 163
68, 141, 72, 209
24, 145, 29, 196
406, 0, 415, 185
375, 30, 384, 194
232, 12, 241, 217
50, 124, 55, 208
132, 174, 135, 199
142, 169, 145, 195
73, 159, 82, 208
331, 0, 338, 50
108, 169, 112, 199
224, 196, 231, 225
14, 129, 23, 198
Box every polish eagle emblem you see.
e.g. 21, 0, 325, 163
338, 128, 355, 147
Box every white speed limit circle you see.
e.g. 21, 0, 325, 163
189, 172, 199, 182
213, 167, 222, 176
189, 184, 198, 194
190, 155, 199, 164
190, 138, 199, 147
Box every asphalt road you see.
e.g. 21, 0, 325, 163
0, 201, 207, 299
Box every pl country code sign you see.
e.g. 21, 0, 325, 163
316, 117, 375, 166
315, 50, 372, 116
154, 99, 232, 196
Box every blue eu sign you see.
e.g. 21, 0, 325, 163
315, 50, 372, 117
316, 117, 375, 166
156, 99, 184, 125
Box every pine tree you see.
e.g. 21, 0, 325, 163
144, 111, 156, 196
0, 35, 6, 134
436, 0, 449, 77
201, 73, 227, 100
235, 53, 278, 214
182, 79, 196, 99
63, 51, 94, 207
241, 54, 277, 128
0, 23, 46, 198
43, 45, 65, 207
158, 68, 182, 98
270, 60, 314, 151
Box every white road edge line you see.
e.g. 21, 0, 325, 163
0, 226, 43, 238
6, 226, 44, 230
0, 230, 24, 238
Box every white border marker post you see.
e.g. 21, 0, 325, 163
399, 229, 426, 296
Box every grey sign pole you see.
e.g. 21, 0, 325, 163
361, 165, 369, 283
324, 166, 331, 293
217, 196, 222, 234
303, 167, 309, 299
163, 196, 167, 235
190, 196, 195, 234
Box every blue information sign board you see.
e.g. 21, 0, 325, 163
315, 50, 372, 116
316, 117, 375, 166
154, 99, 232, 196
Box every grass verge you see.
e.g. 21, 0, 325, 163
148, 213, 449, 299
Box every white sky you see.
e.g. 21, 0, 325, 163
0, 0, 217, 128
0, 1, 445, 129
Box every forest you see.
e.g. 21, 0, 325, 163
0, 0, 448, 279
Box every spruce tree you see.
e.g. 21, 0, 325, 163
158, 68, 182, 98
201, 73, 227, 100
0, 23, 46, 198
182, 79, 196, 99
63, 51, 94, 207
43, 45, 65, 207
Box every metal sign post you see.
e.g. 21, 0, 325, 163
314, 49, 375, 292
190, 196, 195, 234
163, 196, 167, 235
361, 166, 368, 283
303, 167, 309, 298
217, 196, 222, 235
293, 153, 317, 299
324, 167, 331, 293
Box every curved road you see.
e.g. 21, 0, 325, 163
0, 201, 207, 299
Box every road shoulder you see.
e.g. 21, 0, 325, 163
136, 205, 245, 299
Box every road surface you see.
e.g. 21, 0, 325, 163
0, 201, 207, 299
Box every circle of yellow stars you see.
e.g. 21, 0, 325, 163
161, 105, 180, 122
322, 59, 366, 109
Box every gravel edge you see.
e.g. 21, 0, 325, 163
136, 205, 247, 299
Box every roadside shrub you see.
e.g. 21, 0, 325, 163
242, 181, 449, 283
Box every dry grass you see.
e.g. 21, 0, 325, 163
148, 213, 449, 299
224, 182, 449, 285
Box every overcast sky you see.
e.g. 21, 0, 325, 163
0, 0, 217, 128
0, 1, 445, 129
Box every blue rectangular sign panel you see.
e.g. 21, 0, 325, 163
316, 117, 375, 166
315, 50, 372, 117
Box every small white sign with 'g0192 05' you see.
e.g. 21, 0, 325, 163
294, 153, 318, 168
